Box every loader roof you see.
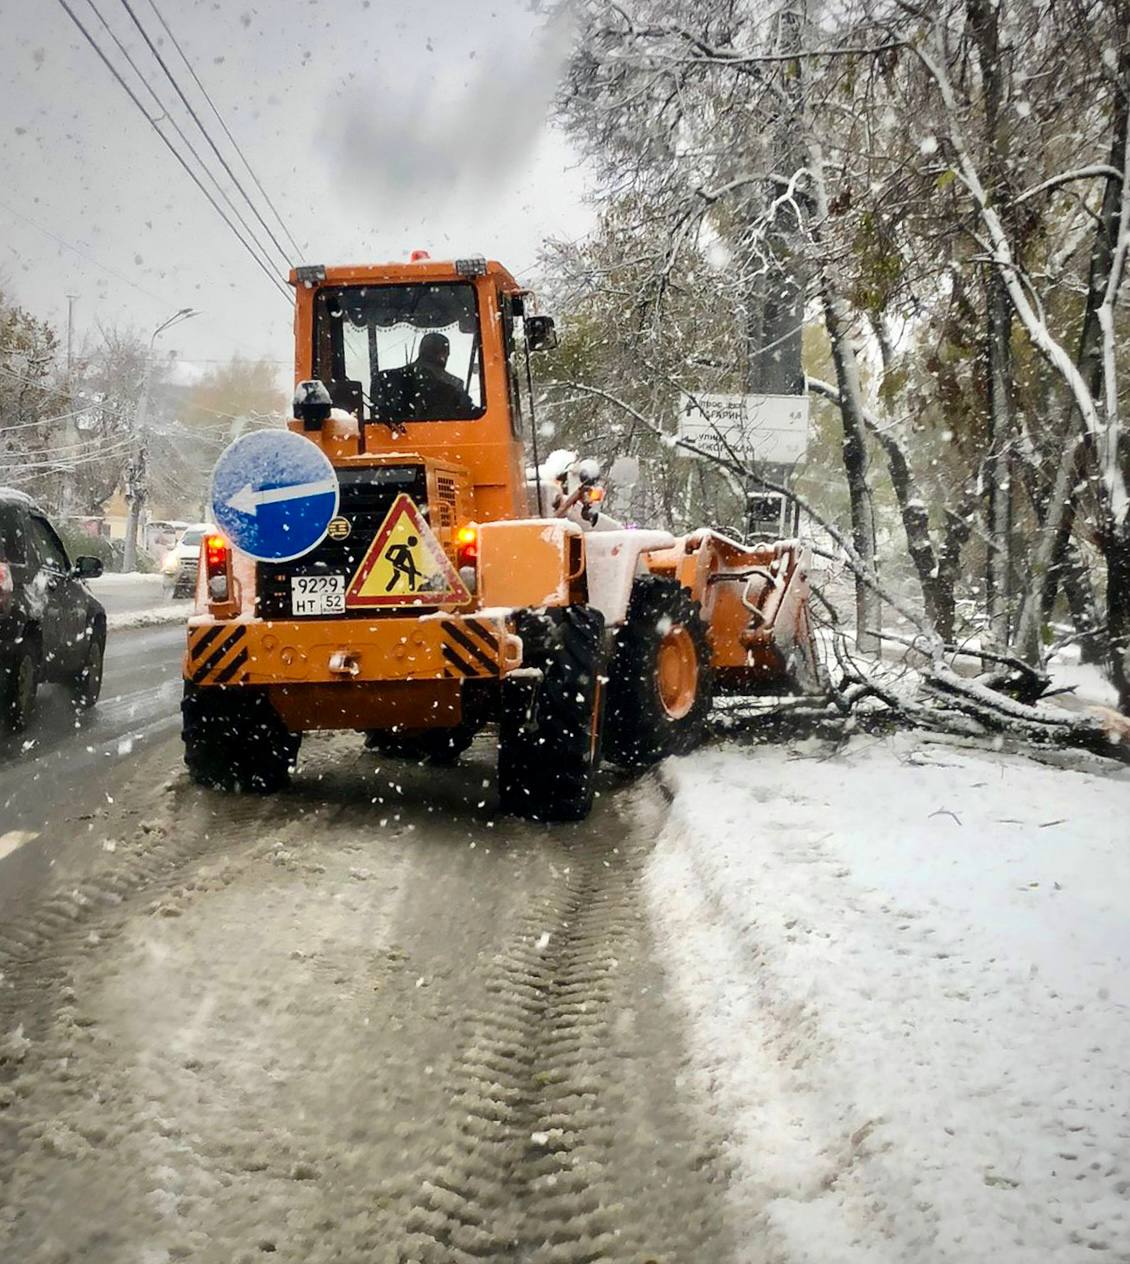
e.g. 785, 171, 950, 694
289, 258, 523, 292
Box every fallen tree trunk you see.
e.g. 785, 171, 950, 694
747, 582, 1130, 761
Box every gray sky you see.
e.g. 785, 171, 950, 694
0, 0, 592, 379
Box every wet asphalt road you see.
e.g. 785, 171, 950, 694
0, 622, 185, 920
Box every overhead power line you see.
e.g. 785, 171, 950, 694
84, 0, 286, 283
142, 0, 304, 262
0, 363, 65, 391
1, 436, 135, 473
54, 0, 293, 305
0, 197, 171, 307
117, 0, 295, 273
2, 431, 137, 461
0, 404, 101, 434
78, 0, 291, 297
173, 356, 292, 365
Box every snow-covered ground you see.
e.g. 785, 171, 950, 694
643, 732, 1130, 1263
1047, 645, 1121, 710
83, 572, 166, 588
85, 573, 188, 629
105, 601, 189, 631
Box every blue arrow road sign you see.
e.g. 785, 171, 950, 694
211, 429, 339, 562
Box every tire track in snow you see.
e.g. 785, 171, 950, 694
1, 747, 736, 1263
395, 848, 620, 1262
0, 743, 413, 1261
0, 784, 286, 1022
394, 812, 731, 1264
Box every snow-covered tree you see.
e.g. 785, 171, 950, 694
555, 0, 1130, 707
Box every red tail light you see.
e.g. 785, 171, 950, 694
204, 533, 228, 578
456, 524, 478, 570
0, 560, 12, 614
203, 534, 233, 605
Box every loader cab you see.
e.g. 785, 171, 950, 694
291, 257, 537, 522
314, 282, 485, 424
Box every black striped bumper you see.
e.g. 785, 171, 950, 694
437, 616, 502, 678
185, 623, 251, 685
183, 614, 521, 688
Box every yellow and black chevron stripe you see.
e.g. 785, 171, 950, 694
439, 618, 500, 678
186, 624, 250, 686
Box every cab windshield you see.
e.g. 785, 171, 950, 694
314, 283, 485, 423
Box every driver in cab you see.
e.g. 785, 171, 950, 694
372, 332, 474, 421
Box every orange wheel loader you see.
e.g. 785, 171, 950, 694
181, 255, 821, 821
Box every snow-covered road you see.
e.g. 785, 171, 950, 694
3, 660, 1128, 1262
645, 732, 1130, 1263
0, 734, 733, 1263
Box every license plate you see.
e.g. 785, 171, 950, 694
290, 574, 345, 616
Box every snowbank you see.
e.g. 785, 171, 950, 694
86, 572, 188, 630
1047, 644, 1121, 710
644, 733, 1130, 1263
86, 572, 165, 588
106, 603, 189, 631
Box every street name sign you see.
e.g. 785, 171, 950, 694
211, 429, 339, 561
676, 392, 810, 463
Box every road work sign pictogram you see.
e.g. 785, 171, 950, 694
211, 430, 339, 561
346, 493, 470, 608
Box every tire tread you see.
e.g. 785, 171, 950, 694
604, 575, 713, 767
182, 683, 300, 793
498, 606, 605, 822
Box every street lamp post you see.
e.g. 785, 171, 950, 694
122, 307, 199, 572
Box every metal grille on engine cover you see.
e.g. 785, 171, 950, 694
435, 475, 457, 530
256, 465, 428, 618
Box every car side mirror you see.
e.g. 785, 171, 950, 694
73, 555, 103, 580
525, 315, 558, 352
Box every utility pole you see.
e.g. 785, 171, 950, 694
746, 4, 806, 401
65, 294, 78, 376
60, 294, 80, 518
122, 307, 199, 572
744, 2, 806, 542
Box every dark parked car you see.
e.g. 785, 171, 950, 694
0, 490, 107, 732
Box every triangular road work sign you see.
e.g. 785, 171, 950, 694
346, 493, 470, 608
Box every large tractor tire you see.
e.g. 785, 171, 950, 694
604, 575, 713, 768
498, 606, 605, 822
182, 683, 300, 793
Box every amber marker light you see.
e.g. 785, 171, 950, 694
456, 524, 479, 570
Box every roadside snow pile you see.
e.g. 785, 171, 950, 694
85, 572, 166, 587
106, 603, 188, 631
89, 573, 187, 628
645, 733, 1130, 1263
1047, 644, 1121, 710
